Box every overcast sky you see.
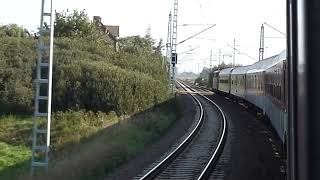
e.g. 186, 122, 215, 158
0, 0, 286, 73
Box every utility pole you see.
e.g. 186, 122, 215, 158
259, 24, 265, 61
218, 49, 221, 69
31, 0, 54, 175
171, 0, 178, 92
210, 50, 213, 70
233, 38, 236, 66
166, 12, 172, 77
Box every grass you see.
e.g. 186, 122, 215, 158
0, 116, 32, 179
0, 97, 180, 180
0, 142, 30, 171
0, 115, 33, 146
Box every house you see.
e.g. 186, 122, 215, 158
93, 16, 120, 51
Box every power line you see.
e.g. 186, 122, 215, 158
178, 23, 215, 26
227, 44, 257, 61
177, 24, 216, 45
178, 46, 200, 55
193, 37, 216, 41
263, 22, 286, 36
265, 36, 286, 38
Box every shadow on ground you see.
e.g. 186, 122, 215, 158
0, 97, 179, 180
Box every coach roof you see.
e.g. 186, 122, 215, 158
219, 67, 235, 76
246, 50, 286, 74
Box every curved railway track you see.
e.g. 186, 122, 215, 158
138, 81, 227, 180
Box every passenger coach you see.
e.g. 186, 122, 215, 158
210, 50, 288, 142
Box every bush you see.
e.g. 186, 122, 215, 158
0, 36, 170, 115
0, 37, 36, 114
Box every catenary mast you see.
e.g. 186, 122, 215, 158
31, 0, 55, 175
171, 0, 178, 91
166, 12, 172, 79
259, 24, 265, 61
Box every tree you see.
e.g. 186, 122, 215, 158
154, 38, 163, 55
119, 36, 154, 54
54, 9, 100, 38
0, 24, 30, 38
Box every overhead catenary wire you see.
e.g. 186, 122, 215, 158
177, 24, 216, 45
263, 22, 286, 36
178, 46, 200, 55
178, 24, 215, 26
227, 44, 257, 61
192, 37, 216, 41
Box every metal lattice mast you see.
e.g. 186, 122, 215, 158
31, 0, 55, 175
210, 50, 213, 69
259, 24, 265, 61
171, 0, 178, 90
166, 12, 172, 76
233, 38, 236, 66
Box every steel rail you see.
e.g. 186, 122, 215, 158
139, 81, 204, 180
139, 80, 227, 180
181, 81, 227, 179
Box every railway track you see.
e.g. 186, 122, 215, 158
138, 81, 227, 180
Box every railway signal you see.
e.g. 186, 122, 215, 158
172, 52, 178, 64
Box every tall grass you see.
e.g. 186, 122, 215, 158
0, 97, 180, 180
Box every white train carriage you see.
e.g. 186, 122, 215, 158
244, 55, 279, 114
264, 50, 288, 141
215, 50, 288, 143
212, 70, 220, 91
230, 66, 250, 99
218, 68, 234, 94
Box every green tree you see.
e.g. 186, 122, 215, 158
54, 9, 101, 39
0, 24, 30, 38
119, 35, 157, 55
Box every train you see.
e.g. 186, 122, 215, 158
211, 50, 288, 144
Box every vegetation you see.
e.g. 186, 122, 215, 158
0, 98, 179, 180
0, 9, 176, 179
0, 10, 169, 115
54, 10, 96, 38
44, 98, 179, 180
0, 24, 31, 38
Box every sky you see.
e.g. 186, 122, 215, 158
0, 0, 286, 74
